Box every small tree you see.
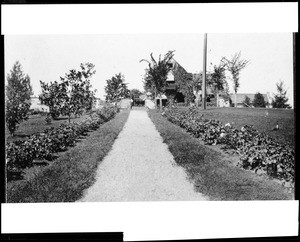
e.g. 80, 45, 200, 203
104, 73, 130, 104
5, 61, 33, 135
253, 92, 267, 108
130, 89, 143, 106
272, 81, 291, 109
222, 52, 250, 107
130, 89, 142, 100
40, 63, 96, 122
140, 50, 175, 109
243, 95, 251, 107
208, 61, 227, 107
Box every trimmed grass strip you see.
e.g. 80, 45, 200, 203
6, 110, 130, 203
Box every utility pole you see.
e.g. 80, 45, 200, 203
202, 33, 207, 110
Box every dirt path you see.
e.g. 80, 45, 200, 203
79, 109, 208, 202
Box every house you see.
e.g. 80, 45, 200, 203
140, 93, 155, 109
92, 98, 105, 110
228, 93, 273, 108
218, 97, 231, 107
147, 58, 218, 107
149, 58, 205, 107
29, 96, 50, 112
117, 98, 131, 109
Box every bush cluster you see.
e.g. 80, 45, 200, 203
6, 106, 119, 180
162, 107, 294, 184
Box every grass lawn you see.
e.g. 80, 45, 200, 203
148, 110, 293, 200
6, 109, 130, 203
5, 113, 91, 143
176, 106, 295, 149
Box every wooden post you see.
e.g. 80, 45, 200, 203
202, 33, 207, 110
235, 92, 237, 108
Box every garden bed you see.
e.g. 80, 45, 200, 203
160, 107, 294, 189
6, 108, 130, 203
148, 109, 293, 200
6, 106, 120, 183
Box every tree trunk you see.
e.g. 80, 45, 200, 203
235, 92, 237, 107
196, 91, 201, 107
216, 91, 219, 107
160, 98, 162, 110
68, 115, 71, 123
154, 88, 157, 109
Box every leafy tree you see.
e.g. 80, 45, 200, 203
104, 73, 130, 103
130, 89, 143, 106
253, 92, 267, 108
40, 63, 96, 122
243, 95, 251, 107
222, 52, 250, 107
5, 61, 33, 135
140, 50, 175, 108
207, 61, 227, 107
272, 81, 291, 109
130, 89, 143, 100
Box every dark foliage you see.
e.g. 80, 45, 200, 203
161, 107, 294, 185
6, 106, 120, 181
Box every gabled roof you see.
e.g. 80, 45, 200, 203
230, 93, 268, 104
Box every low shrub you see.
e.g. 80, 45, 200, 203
162, 107, 294, 185
6, 106, 120, 181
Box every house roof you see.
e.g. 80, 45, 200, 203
230, 93, 268, 104
139, 94, 147, 100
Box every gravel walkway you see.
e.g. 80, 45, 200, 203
79, 109, 208, 202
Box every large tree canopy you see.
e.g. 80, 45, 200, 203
39, 62, 96, 122
140, 50, 175, 100
104, 73, 130, 103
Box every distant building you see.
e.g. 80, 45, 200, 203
228, 93, 273, 108
164, 58, 192, 104
140, 93, 155, 109
29, 96, 50, 112
218, 97, 231, 107
116, 98, 131, 109
92, 98, 105, 110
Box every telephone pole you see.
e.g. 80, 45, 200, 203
202, 33, 207, 110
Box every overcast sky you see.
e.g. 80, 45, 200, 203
4, 33, 294, 106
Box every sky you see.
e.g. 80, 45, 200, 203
4, 33, 294, 107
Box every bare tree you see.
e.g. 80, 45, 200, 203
222, 52, 250, 107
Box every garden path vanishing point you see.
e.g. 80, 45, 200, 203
79, 109, 208, 202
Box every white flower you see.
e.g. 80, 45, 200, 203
225, 123, 231, 127
220, 132, 226, 138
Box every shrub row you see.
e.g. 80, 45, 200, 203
6, 106, 119, 180
161, 107, 295, 184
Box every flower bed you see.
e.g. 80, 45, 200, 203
6, 106, 119, 181
161, 107, 294, 186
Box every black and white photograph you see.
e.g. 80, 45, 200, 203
2, 3, 298, 241
4, 32, 295, 202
